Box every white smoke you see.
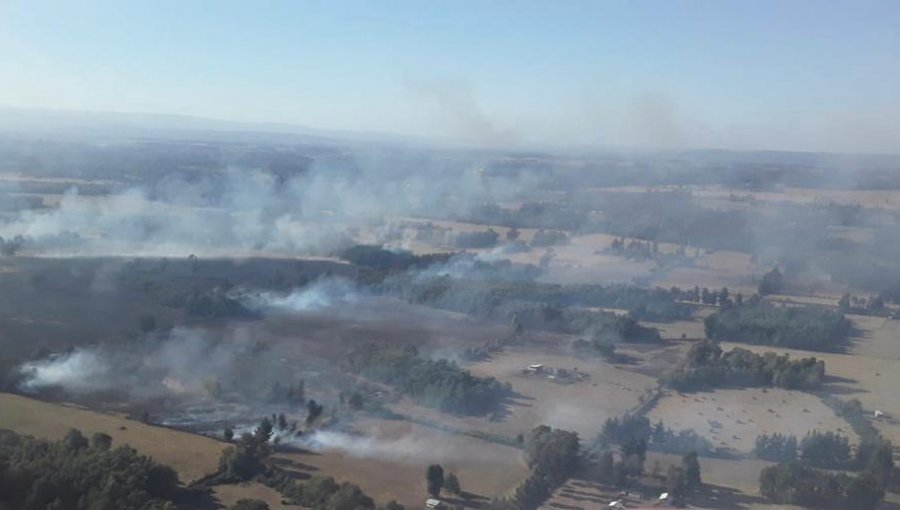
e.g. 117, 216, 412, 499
293, 430, 468, 462
19, 349, 112, 393
16, 327, 269, 399
239, 277, 361, 313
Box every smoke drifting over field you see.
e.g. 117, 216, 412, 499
17, 327, 279, 400
19, 349, 112, 394
0, 152, 544, 257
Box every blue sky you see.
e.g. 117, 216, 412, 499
1, 1, 898, 152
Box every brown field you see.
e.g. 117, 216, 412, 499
274, 418, 529, 509
0, 392, 222, 483
648, 388, 856, 453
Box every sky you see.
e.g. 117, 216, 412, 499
1, 1, 899, 153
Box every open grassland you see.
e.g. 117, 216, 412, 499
648, 388, 856, 453
0, 392, 222, 483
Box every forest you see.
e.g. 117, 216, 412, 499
704, 301, 851, 351
0, 429, 183, 510
347, 344, 510, 415
665, 339, 825, 391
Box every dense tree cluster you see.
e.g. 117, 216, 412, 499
582, 191, 753, 252
0, 235, 23, 256
759, 462, 884, 510
665, 339, 825, 391
800, 431, 852, 469
757, 267, 785, 295
229, 500, 270, 510
426, 464, 444, 497
339, 245, 452, 272
0, 429, 181, 510
838, 293, 887, 316
704, 301, 851, 351
755, 433, 798, 462
510, 305, 660, 341
485, 426, 581, 510
599, 415, 714, 455
266, 381, 305, 405
218, 419, 274, 481
184, 288, 257, 319
530, 229, 569, 247
455, 229, 500, 249
213, 417, 379, 510
348, 344, 510, 415
265, 472, 376, 510
663, 452, 703, 505
669, 285, 737, 307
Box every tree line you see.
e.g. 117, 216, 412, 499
759, 462, 884, 510
380, 276, 693, 323
598, 414, 714, 456
347, 344, 510, 415
509, 305, 660, 342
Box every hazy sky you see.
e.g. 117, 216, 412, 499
1, 1, 899, 153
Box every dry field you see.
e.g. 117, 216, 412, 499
274, 418, 528, 510
651, 249, 759, 297
847, 313, 900, 360
0, 392, 223, 483
648, 388, 856, 453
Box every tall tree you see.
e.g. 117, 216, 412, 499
426, 464, 445, 498
682, 451, 701, 491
